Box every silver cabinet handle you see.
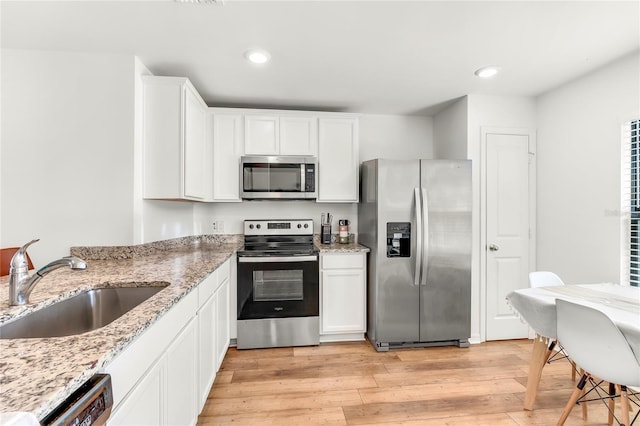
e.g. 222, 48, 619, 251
488, 244, 499, 252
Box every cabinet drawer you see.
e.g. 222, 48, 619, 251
322, 253, 364, 270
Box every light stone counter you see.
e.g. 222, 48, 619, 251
0, 235, 241, 420
314, 235, 370, 253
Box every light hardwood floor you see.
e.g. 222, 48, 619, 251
197, 339, 630, 425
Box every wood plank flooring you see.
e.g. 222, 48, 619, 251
197, 339, 632, 425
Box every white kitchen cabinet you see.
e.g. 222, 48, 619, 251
143, 76, 209, 201
320, 252, 367, 341
166, 317, 198, 426
280, 116, 317, 156
105, 259, 233, 425
244, 114, 317, 156
317, 117, 359, 202
107, 356, 164, 426
215, 260, 231, 370
210, 110, 243, 202
244, 115, 279, 155
197, 271, 217, 412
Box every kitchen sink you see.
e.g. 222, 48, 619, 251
0, 284, 169, 339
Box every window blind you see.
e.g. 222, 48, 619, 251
626, 119, 640, 286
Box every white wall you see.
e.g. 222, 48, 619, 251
194, 114, 434, 236
536, 51, 640, 284
1, 49, 136, 265
359, 114, 433, 161
433, 97, 468, 160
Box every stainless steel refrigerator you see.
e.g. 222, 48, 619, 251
358, 159, 472, 351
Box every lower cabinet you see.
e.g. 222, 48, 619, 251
215, 276, 229, 370
166, 317, 198, 426
108, 357, 164, 426
197, 291, 216, 412
320, 252, 367, 342
106, 258, 231, 425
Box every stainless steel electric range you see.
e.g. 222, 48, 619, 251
236, 219, 319, 350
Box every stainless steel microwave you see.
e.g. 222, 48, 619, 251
241, 156, 317, 200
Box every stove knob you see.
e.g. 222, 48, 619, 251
249, 224, 254, 229
256, 224, 261, 229
297, 224, 302, 229
304, 224, 309, 229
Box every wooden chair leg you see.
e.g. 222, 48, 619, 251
557, 373, 590, 426
608, 382, 616, 425
621, 385, 630, 426
571, 360, 576, 382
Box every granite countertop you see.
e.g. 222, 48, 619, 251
0, 235, 241, 420
314, 236, 370, 253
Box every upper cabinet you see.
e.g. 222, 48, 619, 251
317, 117, 359, 203
141, 75, 359, 204
143, 76, 210, 201
209, 109, 243, 202
244, 114, 317, 156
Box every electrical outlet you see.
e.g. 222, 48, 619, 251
212, 221, 217, 232
218, 221, 224, 232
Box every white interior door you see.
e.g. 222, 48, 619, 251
485, 132, 531, 340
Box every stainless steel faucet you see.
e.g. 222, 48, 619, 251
9, 239, 88, 306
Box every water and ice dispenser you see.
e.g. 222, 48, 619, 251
386, 222, 411, 257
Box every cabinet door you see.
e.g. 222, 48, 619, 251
142, 78, 183, 199
215, 278, 230, 370
183, 85, 207, 200
280, 116, 317, 156
211, 113, 243, 201
108, 357, 165, 426
317, 118, 359, 202
166, 317, 198, 426
197, 294, 216, 412
245, 115, 279, 155
321, 268, 366, 334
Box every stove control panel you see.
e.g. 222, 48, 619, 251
244, 219, 313, 236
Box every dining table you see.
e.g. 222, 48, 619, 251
505, 283, 640, 410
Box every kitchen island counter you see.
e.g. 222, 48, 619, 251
0, 235, 241, 420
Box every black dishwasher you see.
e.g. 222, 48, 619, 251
41, 374, 113, 426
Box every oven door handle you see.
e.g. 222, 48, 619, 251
238, 255, 318, 263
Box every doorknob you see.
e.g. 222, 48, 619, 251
488, 244, 499, 252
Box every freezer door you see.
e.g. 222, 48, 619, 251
419, 160, 472, 343
375, 159, 421, 343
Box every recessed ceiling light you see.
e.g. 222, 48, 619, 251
474, 66, 500, 78
245, 49, 271, 65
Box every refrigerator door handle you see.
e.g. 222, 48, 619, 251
414, 188, 422, 286
421, 187, 429, 286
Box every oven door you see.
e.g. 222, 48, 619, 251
237, 255, 319, 320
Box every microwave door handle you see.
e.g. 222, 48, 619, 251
301, 164, 305, 191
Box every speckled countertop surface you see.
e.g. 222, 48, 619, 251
0, 235, 241, 420
314, 236, 370, 253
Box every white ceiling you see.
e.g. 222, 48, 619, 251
2, 1, 639, 115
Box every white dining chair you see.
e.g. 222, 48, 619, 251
555, 299, 640, 426
529, 271, 564, 287
529, 271, 579, 382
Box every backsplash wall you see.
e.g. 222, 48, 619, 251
193, 201, 357, 236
